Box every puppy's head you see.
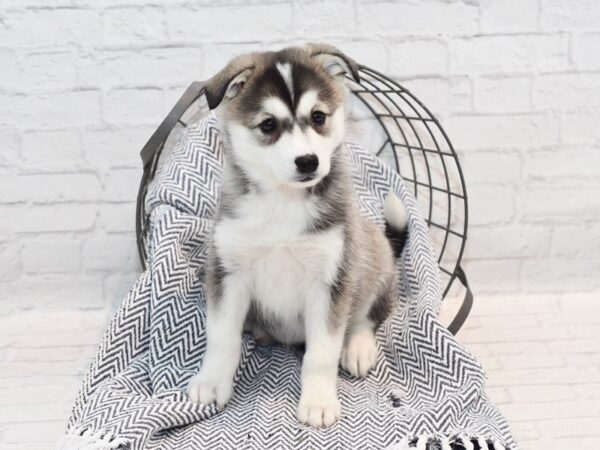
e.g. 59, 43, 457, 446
205, 43, 360, 189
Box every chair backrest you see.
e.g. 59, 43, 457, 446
135, 65, 472, 333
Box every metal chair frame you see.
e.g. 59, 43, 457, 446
135, 65, 473, 334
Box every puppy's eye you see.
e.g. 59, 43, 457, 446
259, 118, 276, 133
312, 111, 326, 125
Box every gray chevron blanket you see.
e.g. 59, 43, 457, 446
57, 116, 518, 450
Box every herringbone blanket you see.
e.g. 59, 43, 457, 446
57, 116, 518, 450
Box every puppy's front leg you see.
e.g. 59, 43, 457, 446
187, 273, 250, 409
297, 285, 347, 428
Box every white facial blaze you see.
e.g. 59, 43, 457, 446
276, 62, 294, 100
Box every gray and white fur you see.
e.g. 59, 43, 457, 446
187, 43, 408, 428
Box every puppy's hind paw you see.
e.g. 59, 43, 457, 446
341, 328, 378, 378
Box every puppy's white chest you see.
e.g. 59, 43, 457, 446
246, 232, 339, 316
214, 193, 344, 340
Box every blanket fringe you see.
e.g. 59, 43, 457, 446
493, 439, 506, 450
440, 436, 452, 450
460, 433, 474, 450
56, 427, 128, 450
56, 429, 510, 450
388, 434, 510, 449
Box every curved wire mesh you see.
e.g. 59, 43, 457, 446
346, 66, 468, 298
137, 65, 468, 299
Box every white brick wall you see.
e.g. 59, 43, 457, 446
1, 4, 600, 446
1, 0, 598, 307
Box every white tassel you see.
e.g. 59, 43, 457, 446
416, 435, 428, 450
477, 437, 488, 449
440, 436, 452, 450
94, 430, 107, 441
461, 435, 474, 450
493, 439, 506, 450
56, 427, 127, 450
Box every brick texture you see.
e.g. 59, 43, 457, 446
0, 1, 599, 448
1, 0, 597, 304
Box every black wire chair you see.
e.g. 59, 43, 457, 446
135, 65, 473, 334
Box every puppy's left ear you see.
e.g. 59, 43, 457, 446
307, 43, 360, 83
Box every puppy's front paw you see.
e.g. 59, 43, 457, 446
341, 329, 378, 378
187, 372, 233, 409
297, 390, 341, 428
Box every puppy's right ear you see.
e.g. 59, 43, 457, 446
306, 43, 360, 83
204, 55, 256, 110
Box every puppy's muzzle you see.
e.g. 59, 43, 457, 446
295, 154, 319, 175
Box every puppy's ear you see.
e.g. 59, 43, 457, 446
307, 43, 360, 83
204, 54, 256, 110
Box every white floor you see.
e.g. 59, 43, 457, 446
440, 291, 600, 450
1, 292, 598, 449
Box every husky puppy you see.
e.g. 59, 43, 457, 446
187, 43, 407, 428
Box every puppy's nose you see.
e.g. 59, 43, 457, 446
295, 154, 319, 174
